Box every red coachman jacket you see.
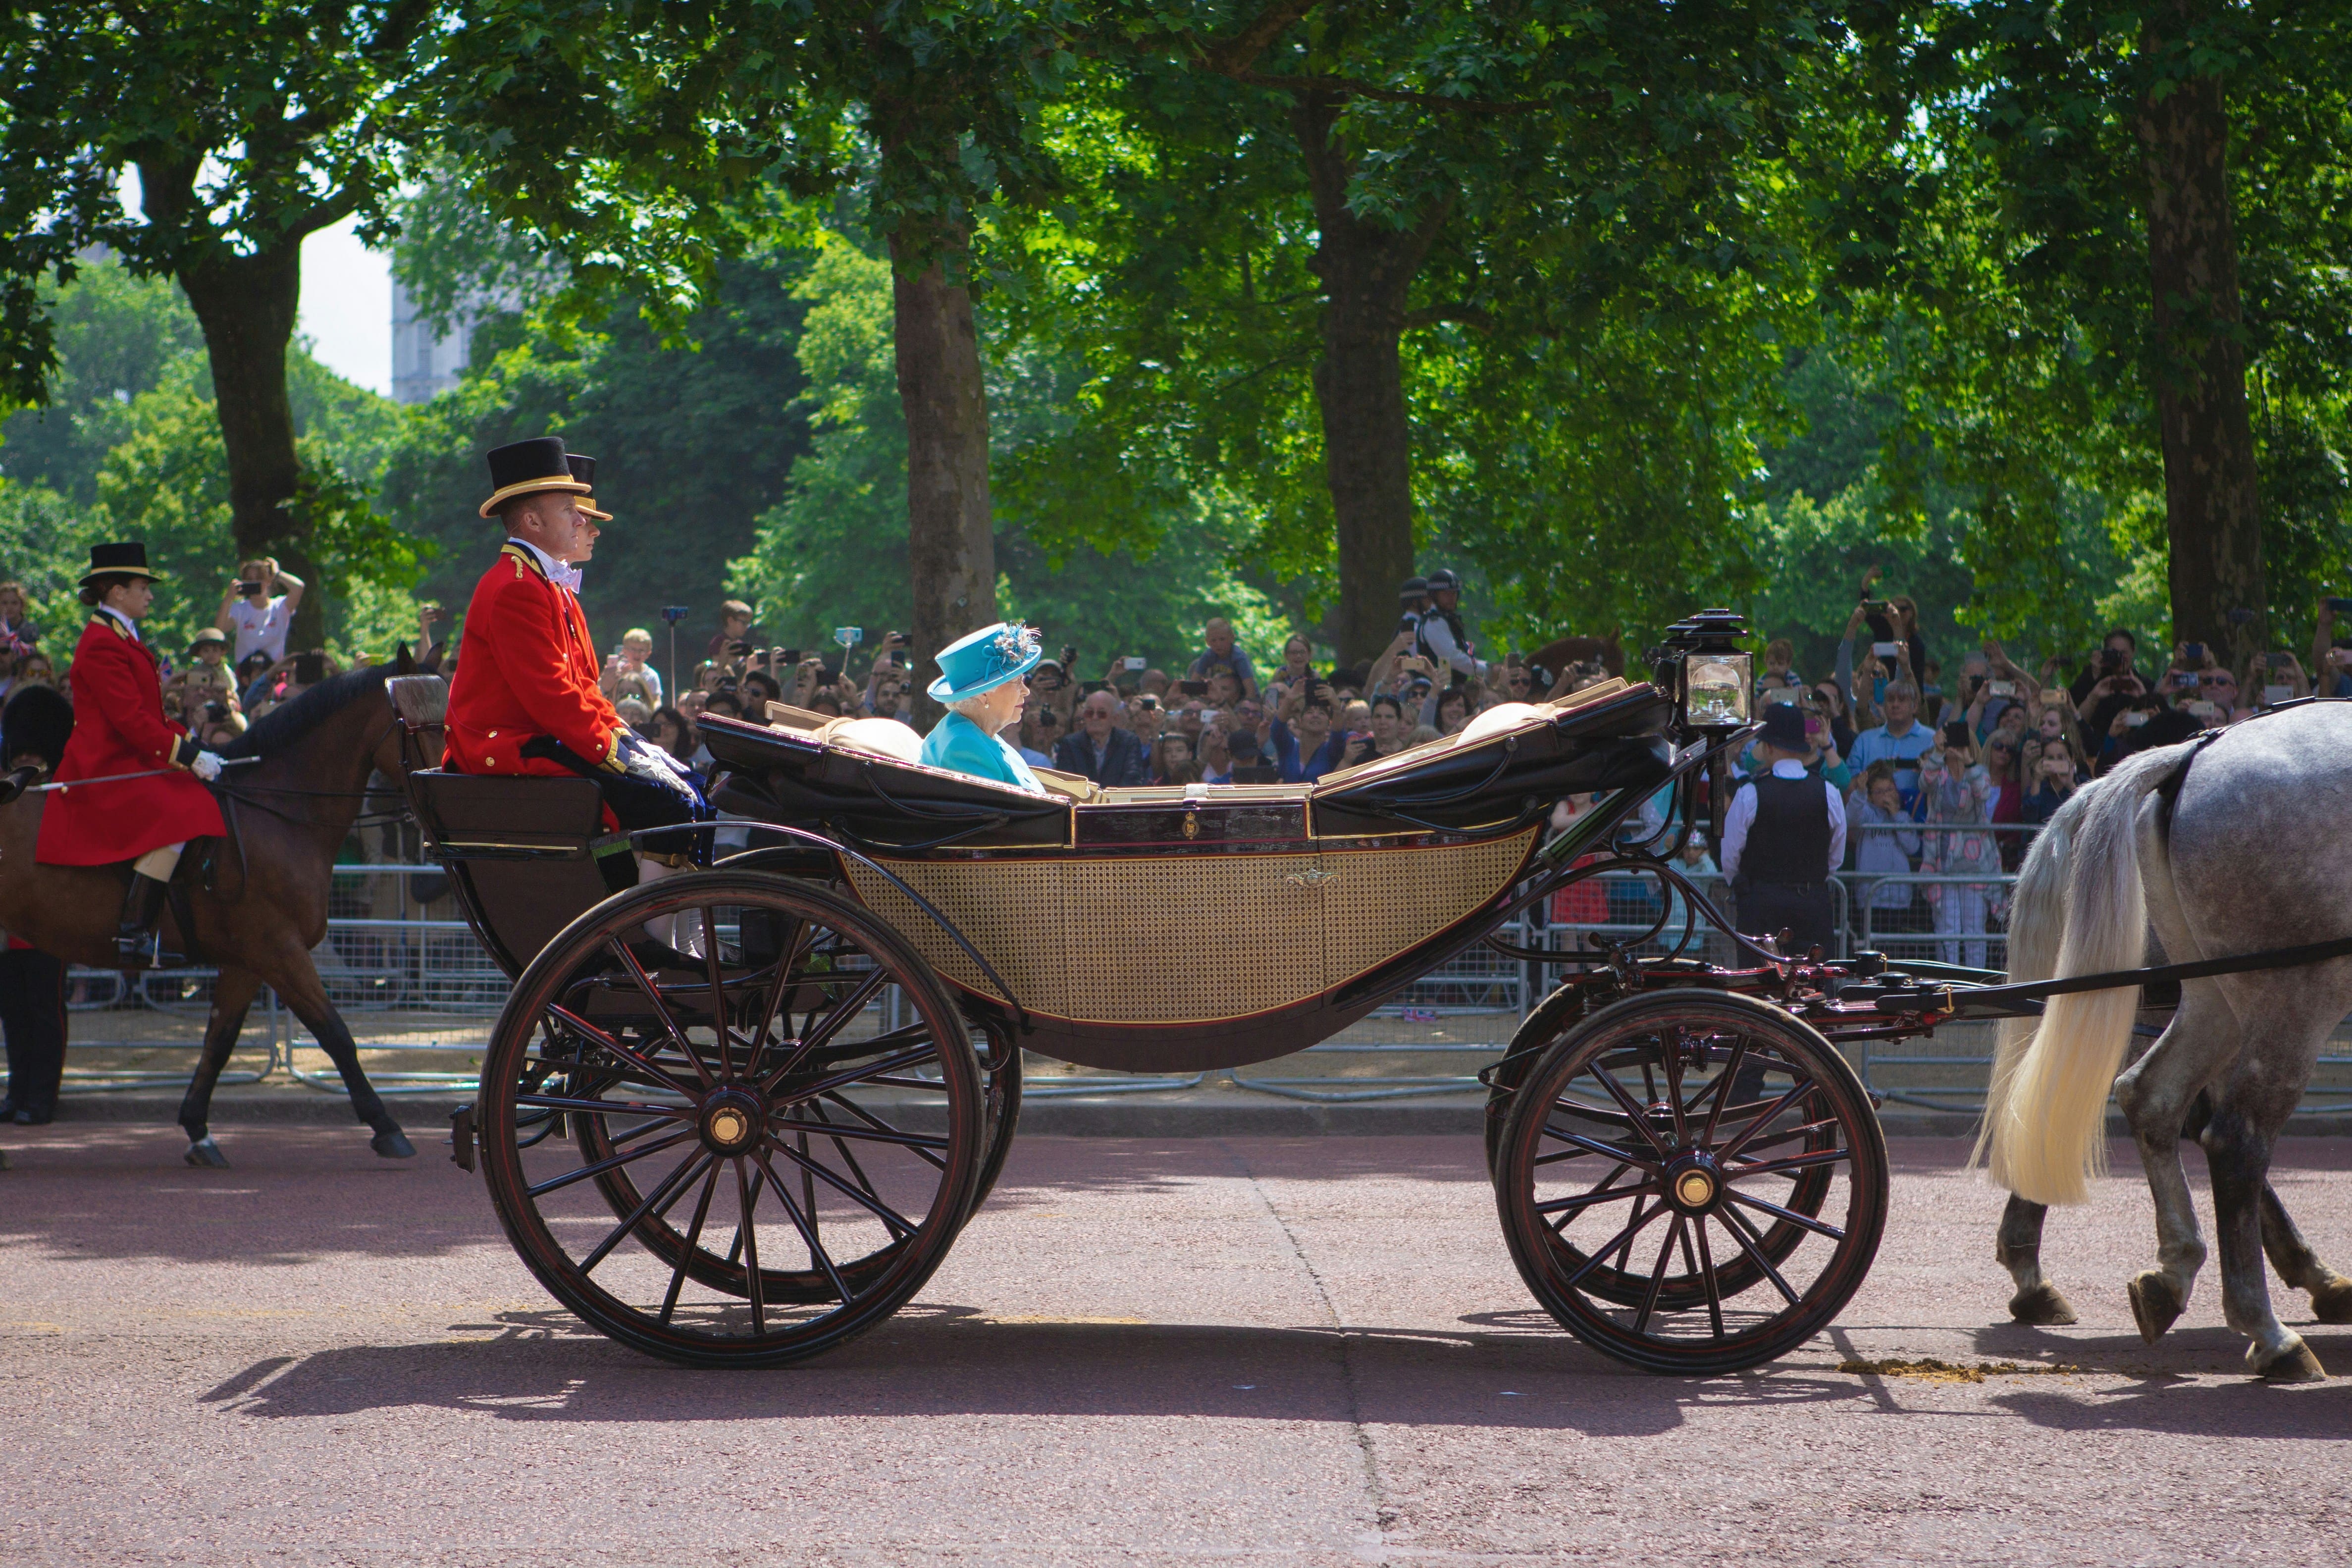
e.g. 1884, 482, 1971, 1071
444, 542, 625, 780
36, 614, 226, 865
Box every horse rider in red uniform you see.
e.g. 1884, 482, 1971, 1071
445, 438, 709, 885
35, 543, 230, 966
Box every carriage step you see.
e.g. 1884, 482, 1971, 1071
448, 1102, 477, 1173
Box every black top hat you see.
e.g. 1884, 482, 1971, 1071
478, 436, 593, 519
79, 541, 165, 587
565, 453, 612, 523
1756, 702, 1808, 753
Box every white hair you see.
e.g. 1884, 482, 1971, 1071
949, 691, 1004, 723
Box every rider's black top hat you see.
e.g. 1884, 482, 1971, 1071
565, 453, 612, 523
79, 541, 164, 587
479, 436, 593, 519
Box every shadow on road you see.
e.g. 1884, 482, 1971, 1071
197, 1306, 1869, 1436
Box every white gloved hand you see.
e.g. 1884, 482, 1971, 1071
191, 751, 224, 782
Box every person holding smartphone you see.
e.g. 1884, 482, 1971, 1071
214, 556, 305, 666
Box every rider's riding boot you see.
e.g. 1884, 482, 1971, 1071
113, 872, 170, 969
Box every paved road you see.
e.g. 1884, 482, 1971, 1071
2, 1126, 2347, 1567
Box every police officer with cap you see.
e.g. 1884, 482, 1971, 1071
1721, 702, 1847, 956
1415, 567, 1481, 682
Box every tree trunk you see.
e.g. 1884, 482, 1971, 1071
1293, 97, 1451, 666
889, 224, 999, 730
177, 238, 325, 651
2136, 0, 2264, 672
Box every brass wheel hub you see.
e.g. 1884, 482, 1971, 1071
699, 1088, 766, 1155
1663, 1150, 1724, 1214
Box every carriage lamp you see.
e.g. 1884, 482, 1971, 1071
1653, 609, 1753, 736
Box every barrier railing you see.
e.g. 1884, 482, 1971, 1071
52, 857, 2352, 1117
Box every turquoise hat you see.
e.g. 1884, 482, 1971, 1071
928, 621, 1044, 703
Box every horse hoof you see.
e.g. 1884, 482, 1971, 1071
2249, 1339, 2328, 1383
183, 1136, 230, 1170
2307, 1274, 2352, 1325
2128, 1271, 2185, 1344
371, 1129, 417, 1159
2009, 1282, 2080, 1326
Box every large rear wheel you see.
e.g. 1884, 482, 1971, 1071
478, 871, 983, 1366
1495, 990, 1886, 1374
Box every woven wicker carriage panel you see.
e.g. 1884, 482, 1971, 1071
1319, 828, 1540, 989
1062, 850, 1330, 1022
841, 860, 1067, 1013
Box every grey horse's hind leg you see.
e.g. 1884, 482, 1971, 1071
2204, 1102, 2327, 1380
2259, 1185, 2352, 1324
1996, 1195, 2079, 1324
2112, 986, 2241, 1343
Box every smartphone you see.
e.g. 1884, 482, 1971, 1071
887, 630, 910, 649
1124, 656, 1147, 672
1861, 599, 1890, 614
660, 605, 690, 624
1060, 645, 1079, 667
2185, 699, 2219, 719
1138, 695, 1158, 711
293, 652, 325, 684
2123, 710, 2150, 728
1942, 720, 1971, 746
730, 640, 754, 657
2181, 641, 2206, 663
1986, 679, 2015, 696
1179, 679, 1208, 696
781, 647, 800, 666
2265, 683, 2293, 705
1871, 641, 1901, 659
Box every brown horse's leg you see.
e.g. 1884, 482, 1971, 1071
269, 961, 415, 1159
177, 967, 261, 1166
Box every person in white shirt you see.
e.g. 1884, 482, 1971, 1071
1721, 703, 1847, 957
214, 556, 305, 665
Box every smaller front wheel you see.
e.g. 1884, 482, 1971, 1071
1494, 990, 1886, 1374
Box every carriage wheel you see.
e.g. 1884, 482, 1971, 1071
970, 1019, 1023, 1215
1486, 986, 1836, 1308
478, 871, 983, 1365
1495, 990, 1886, 1374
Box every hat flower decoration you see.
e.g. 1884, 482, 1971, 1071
929, 621, 1044, 703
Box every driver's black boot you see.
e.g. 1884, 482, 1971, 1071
113, 871, 170, 969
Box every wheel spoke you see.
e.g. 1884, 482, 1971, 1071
1613, 1193, 1648, 1273
1693, 1216, 1725, 1340
700, 907, 734, 1081
1561, 1201, 1667, 1290
807, 1099, 882, 1198
1725, 1188, 1846, 1241
1659, 1036, 1689, 1146
1726, 1147, 1851, 1182
526, 1127, 700, 1198
767, 1134, 919, 1238
1633, 1216, 1683, 1335
660, 1162, 723, 1325
745, 915, 813, 1077
734, 1158, 766, 1335
1724, 1116, 1845, 1160
1535, 1178, 1658, 1218
579, 1148, 712, 1274
755, 1150, 850, 1303
821, 1092, 947, 1172
1538, 1124, 1660, 1172
516, 1093, 692, 1121
606, 939, 716, 1091
1717, 1202, 1801, 1306
1697, 1034, 1748, 1146
1548, 1162, 1633, 1233
1716, 1075, 1818, 1164
758, 967, 892, 1094
544, 1003, 698, 1098
770, 1117, 949, 1152
792, 1043, 942, 1104
1581, 1059, 1672, 1157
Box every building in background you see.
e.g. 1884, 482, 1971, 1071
391, 275, 490, 404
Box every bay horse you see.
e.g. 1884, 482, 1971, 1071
1978, 703, 2352, 1381
0, 661, 448, 1167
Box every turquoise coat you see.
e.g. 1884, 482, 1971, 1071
919, 711, 1046, 793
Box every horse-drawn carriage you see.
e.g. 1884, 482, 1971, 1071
402, 612, 1982, 1375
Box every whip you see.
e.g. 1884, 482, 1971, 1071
30, 756, 262, 792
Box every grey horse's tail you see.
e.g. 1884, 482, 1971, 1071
1978, 742, 2193, 1205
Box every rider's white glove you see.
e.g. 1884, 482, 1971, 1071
191, 751, 224, 782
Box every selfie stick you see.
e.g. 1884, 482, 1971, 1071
32, 757, 261, 793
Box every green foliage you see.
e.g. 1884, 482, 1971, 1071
0, 264, 208, 503
377, 244, 816, 651
731, 229, 1290, 672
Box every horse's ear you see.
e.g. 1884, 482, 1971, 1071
419, 640, 445, 676
394, 640, 415, 676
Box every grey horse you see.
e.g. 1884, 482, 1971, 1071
1978, 702, 2352, 1381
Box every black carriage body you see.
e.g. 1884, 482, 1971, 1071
693, 682, 1676, 1072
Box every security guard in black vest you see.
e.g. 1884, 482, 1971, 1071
1723, 702, 1847, 956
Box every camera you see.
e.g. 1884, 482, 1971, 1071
237, 579, 266, 597
2180, 641, 2206, 663
660, 605, 690, 624
2097, 646, 2129, 674
1060, 645, 1079, 668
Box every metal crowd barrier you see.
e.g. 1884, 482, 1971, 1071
52, 858, 2352, 1117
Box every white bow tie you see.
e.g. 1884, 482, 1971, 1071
548, 562, 583, 593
